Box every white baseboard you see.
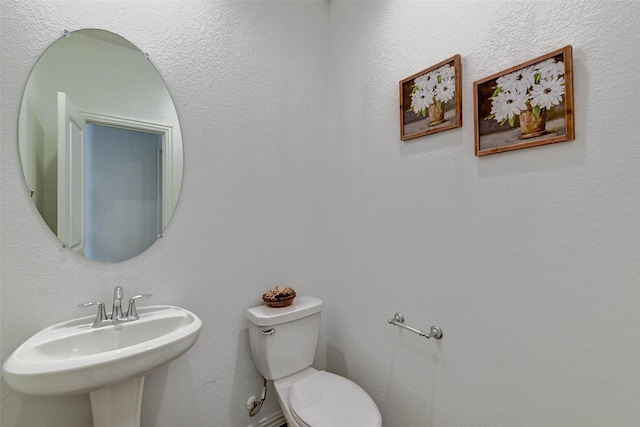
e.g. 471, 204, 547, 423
247, 410, 286, 427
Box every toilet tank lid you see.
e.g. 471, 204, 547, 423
246, 295, 322, 326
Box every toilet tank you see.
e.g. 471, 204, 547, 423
246, 295, 322, 380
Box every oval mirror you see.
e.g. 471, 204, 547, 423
18, 29, 183, 263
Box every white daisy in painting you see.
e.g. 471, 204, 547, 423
410, 87, 433, 115
529, 76, 565, 110
486, 57, 567, 126
489, 90, 528, 124
434, 77, 455, 104
436, 64, 455, 80
414, 71, 438, 92
496, 65, 536, 95
534, 58, 565, 80
408, 62, 456, 118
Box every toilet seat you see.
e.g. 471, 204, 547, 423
288, 371, 382, 427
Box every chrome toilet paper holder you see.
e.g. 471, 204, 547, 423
388, 312, 443, 340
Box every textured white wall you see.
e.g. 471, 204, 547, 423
0, 1, 328, 426
326, 1, 640, 426
2, 1, 639, 427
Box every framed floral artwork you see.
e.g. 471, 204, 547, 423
474, 45, 574, 156
400, 54, 462, 141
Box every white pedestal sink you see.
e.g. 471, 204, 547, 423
2, 305, 202, 427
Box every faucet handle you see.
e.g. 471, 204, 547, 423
78, 301, 107, 327
126, 294, 152, 320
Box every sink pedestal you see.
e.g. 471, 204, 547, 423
89, 376, 145, 427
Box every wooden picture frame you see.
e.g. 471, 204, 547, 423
400, 54, 462, 141
473, 45, 574, 156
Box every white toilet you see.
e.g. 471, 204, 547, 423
246, 295, 382, 427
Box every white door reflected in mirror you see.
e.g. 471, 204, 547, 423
19, 29, 183, 262
84, 123, 163, 262
57, 92, 85, 254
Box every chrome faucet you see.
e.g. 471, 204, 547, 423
111, 286, 125, 321
79, 287, 151, 328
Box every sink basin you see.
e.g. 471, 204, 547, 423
2, 305, 202, 396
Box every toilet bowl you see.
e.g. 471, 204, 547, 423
246, 295, 382, 427
277, 368, 381, 427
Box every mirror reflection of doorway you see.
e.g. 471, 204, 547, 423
84, 123, 162, 262
20, 30, 183, 262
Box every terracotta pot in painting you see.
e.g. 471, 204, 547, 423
428, 98, 445, 126
518, 103, 546, 139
